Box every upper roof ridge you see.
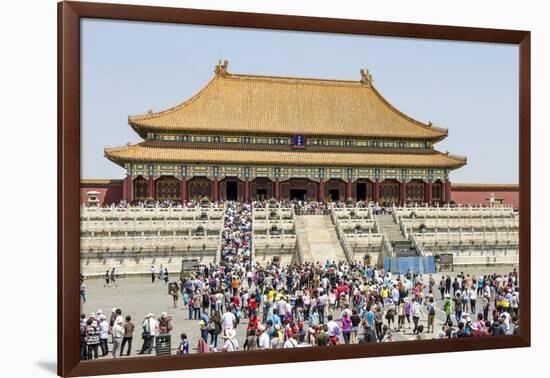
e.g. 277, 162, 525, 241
127, 61, 450, 141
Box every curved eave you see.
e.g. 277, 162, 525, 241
104, 148, 128, 168
368, 84, 448, 141
448, 155, 467, 170
104, 144, 467, 170
127, 122, 449, 142
128, 120, 149, 139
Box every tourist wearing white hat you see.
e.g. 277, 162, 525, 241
111, 316, 124, 358
138, 313, 158, 355
222, 329, 239, 352
98, 315, 110, 356
257, 325, 270, 349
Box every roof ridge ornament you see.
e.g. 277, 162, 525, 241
360, 68, 373, 86
147, 109, 153, 115
214, 59, 229, 77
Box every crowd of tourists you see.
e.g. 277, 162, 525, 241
220, 202, 253, 266
79, 199, 519, 358
82, 198, 392, 213
80, 259, 519, 359
178, 262, 519, 353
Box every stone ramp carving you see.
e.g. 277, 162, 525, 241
295, 215, 345, 263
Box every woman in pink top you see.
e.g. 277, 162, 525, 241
341, 312, 353, 344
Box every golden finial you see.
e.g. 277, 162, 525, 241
360, 68, 373, 86
214, 59, 229, 77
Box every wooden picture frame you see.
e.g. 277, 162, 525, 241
58, 1, 531, 376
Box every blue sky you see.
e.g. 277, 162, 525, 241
81, 19, 519, 183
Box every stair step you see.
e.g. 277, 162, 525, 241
295, 215, 348, 263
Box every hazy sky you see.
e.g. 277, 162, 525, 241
81, 19, 519, 183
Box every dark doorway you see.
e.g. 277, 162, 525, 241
290, 189, 307, 201
226, 181, 238, 201
356, 183, 367, 201
256, 189, 267, 201
329, 189, 339, 201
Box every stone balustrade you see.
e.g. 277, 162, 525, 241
452, 251, 519, 266
412, 230, 519, 248
252, 219, 296, 232
80, 234, 221, 253
332, 207, 372, 219
252, 205, 296, 251
81, 219, 222, 233
393, 205, 516, 220
252, 207, 294, 220
338, 218, 376, 231
253, 234, 297, 249
81, 206, 225, 221
331, 209, 383, 253
343, 232, 383, 248
400, 217, 518, 231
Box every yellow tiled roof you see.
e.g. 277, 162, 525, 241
105, 143, 466, 169
128, 71, 448, 140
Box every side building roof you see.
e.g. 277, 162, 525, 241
128, 62, 448, 141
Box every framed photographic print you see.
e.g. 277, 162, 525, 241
58, 1, 531, 376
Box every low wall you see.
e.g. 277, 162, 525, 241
348, 246, 383, 267
80, 179, 520, 209
451, 184, 519, 208
80, 179, 123, 206
254, 248, 297, 266
80, 249, 217, 277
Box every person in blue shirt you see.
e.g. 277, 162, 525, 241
366, 268, 373, 280
178, 333, 189, 355
477, 276, 485, 296
359, 306, 374, 329
267, 312, 281, 327
200, 313, 210, 342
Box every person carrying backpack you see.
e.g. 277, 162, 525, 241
426, 297, 436, 333
443, 293, 452, 324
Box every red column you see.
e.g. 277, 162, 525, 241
244, 177, 250, 203
129, 177, 134, 203
346, 178, 352, 200
373, 179, 380, 203
148, 176, 155, 200
212, 177, 219, 201
180, 177, 188, 204
122, 175, 130, 203
274, 178, 280, 200
444, 180, 452, 203
425, 181, 433, 205
318, 178, 324, 202
399, 181, 407, 205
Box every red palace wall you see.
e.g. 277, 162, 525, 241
80, 180, 123, 206
451, 184, 519, 209
80, 179, 520, 209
